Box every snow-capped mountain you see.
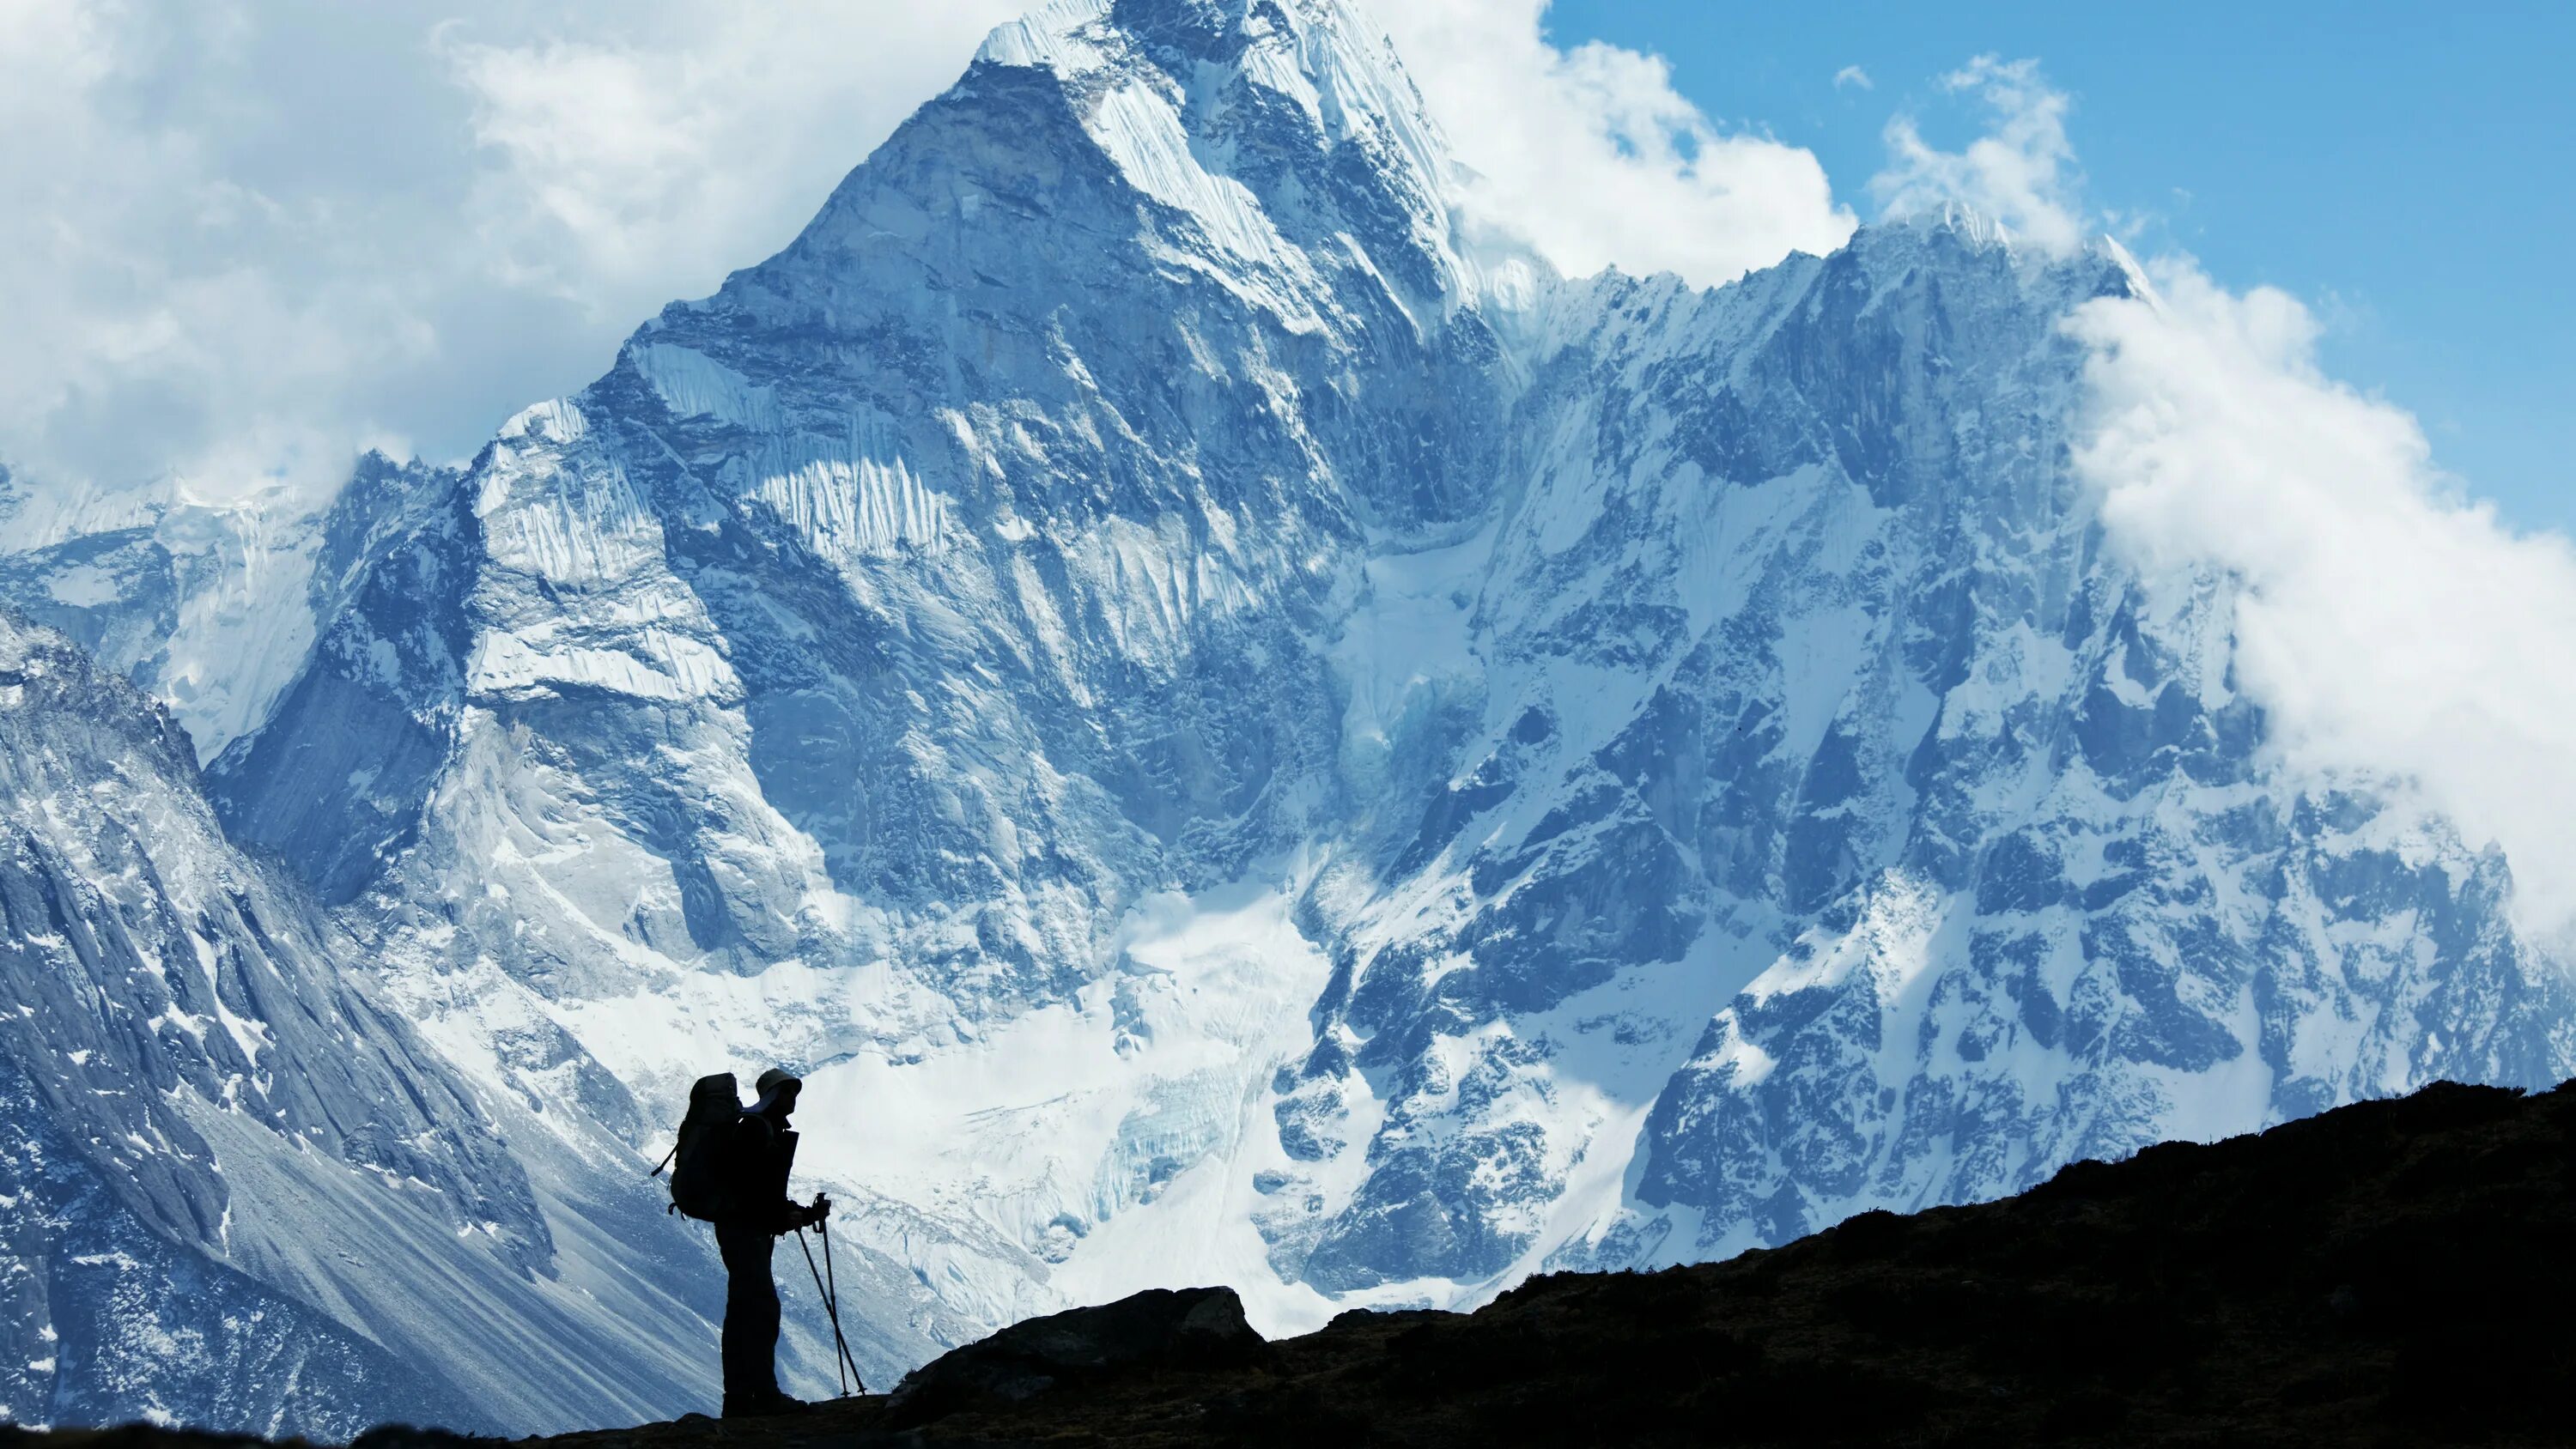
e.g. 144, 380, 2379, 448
1300, 219, 2576, 1283
7, 0, 2572, 1431
211, 0, 1530, 1343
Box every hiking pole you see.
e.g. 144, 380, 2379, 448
794, 1228, 864, 1397
813, 1230, 863, 1396
820, 1221, 866, 1392
793, 1228, 845, 1398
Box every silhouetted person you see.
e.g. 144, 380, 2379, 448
715, 1067, 829, 1417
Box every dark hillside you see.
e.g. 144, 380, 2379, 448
12, 1078, 2573, 1446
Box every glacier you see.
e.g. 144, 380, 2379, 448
4, 0, 2572, 1431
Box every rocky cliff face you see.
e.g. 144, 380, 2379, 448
8, 0, 2572, 1429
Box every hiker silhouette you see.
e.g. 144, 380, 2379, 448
715, 1068, 829, 1416
657, 1064, 866, 1415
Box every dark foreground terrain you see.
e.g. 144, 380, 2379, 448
14, 1079, 2575, 1447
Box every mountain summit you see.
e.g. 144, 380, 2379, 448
4, 0, 2570, 1430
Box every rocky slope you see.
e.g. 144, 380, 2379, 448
16, 1076, 2575, 1446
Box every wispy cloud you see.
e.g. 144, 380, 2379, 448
1833, 64, 1873, 91
1871, 54, 2085, 252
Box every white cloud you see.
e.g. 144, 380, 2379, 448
0, 1, 433, 508
1871, 54, 2085, 253
0, 0, 1015, 512
441, 0, 1023, 316
1374, 0, 1855, 288
2069, 258, 2576, 934
1833, 64, 1873, 91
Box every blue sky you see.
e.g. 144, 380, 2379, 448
1548, 0, 2575, 536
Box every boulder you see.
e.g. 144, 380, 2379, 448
884, 1287, 1267, 1428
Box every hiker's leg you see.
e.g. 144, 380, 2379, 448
751, 1236, 783, 1394
715, 1224, 783, 1404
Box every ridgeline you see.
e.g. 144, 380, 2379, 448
12, 1078, 2572, 1446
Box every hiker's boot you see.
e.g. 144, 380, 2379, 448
723, 1391, 812, 1419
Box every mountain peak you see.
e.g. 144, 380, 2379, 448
980, 0, 1398, 81
977, 0, 1442, 161
972, 0, 1121, 71
1858, 200, 2148, 301
957, 0, 1490, 311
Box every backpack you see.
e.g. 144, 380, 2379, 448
657, 1072, 746, 1222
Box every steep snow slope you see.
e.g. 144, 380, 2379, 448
0, 609, 802, 1434
95, 0, 2576, 1403
0, 470, 325, 760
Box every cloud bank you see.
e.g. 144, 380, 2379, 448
1377, 0, 1855, 288
2070, 263, 2576, 934
440, 1, 1028, 313
0, 3, 436, 511
0, 0, 1019, 512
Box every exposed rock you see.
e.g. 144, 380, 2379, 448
884, 1288, 1266, 1428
